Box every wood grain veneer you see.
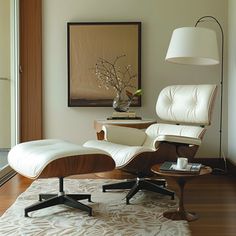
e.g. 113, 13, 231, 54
19, 0, 42, 142
38, 154, 115, 178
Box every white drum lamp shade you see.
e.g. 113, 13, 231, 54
165, 27, 220, 65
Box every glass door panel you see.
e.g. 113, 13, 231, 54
0, 0, 19, 183
0, 0, 11, 171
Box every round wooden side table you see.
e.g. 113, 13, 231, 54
151, 164, 212, 222
94, 118, 156, 140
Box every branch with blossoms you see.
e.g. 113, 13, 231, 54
95, 55, 137, 94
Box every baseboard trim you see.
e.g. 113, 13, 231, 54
194, 157, 235, 176
0, 170, 16, 187
224, 159, 236, 176
194, 157, 224, 167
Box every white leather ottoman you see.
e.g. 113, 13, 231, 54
8, 139, 115, 217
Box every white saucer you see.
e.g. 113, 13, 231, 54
174, 167, 188, 171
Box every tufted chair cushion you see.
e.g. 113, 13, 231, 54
143, 123, 206, 149
84, 122, 206, 168
84, 140, 154, 168
156, 84, 217, 125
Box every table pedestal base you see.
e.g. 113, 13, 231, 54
151, 164, 212, 222
163, 209, 198, 222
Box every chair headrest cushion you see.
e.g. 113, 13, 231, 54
156, 84, 217, 125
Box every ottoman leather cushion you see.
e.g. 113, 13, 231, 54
8, 139, 114, 179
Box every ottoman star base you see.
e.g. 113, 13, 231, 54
8, 139, 115, 217
25, 177, 93, 217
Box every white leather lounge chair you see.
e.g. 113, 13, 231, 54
84, 84, 217, 204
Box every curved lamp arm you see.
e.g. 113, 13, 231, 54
195, 15, 224, 158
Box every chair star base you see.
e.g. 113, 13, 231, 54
102, 178, 175, 204
25, 177, 92, 217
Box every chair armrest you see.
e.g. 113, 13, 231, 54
102, 125, 147, 146
156, 135, 201, 146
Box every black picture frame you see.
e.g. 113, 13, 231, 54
67, 22, 141, 107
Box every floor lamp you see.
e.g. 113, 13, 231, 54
165, 16, 226, 174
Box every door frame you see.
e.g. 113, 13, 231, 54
0, 0, 42, 185
0, 0, 20, 185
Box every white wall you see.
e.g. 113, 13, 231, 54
0, 0, 11, 148
42, 0, 227, 157
228, 0, 236, 164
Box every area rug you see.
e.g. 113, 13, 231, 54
0, 179, 191, 236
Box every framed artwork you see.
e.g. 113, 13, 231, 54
67, 22, 141, 107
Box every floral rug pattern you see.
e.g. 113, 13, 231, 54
0, 179, 191, 236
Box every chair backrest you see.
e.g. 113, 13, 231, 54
156, 84, 217, 126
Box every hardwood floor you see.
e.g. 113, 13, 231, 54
183, 174, 236, 236
0, 171, 235, 236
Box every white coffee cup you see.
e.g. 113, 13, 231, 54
177, 157, 188, 169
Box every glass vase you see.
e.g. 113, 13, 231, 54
113, 92, 131, 112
